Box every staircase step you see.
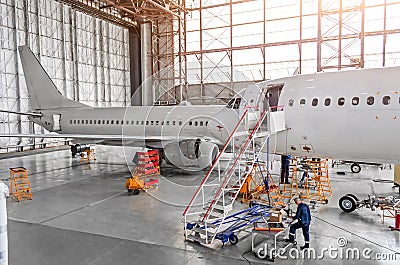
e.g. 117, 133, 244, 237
187, 234, 209, 244
200, 213, 222, 220
194, 220, 218, 229
191, 227, 215, 237
212, 208, 225, 214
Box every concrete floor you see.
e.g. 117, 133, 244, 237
1, 146, 400, 264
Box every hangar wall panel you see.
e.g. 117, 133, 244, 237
0, 0, 130, 151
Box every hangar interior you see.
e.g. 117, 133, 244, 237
0, 0, 400, 265
1, 0, 400, 150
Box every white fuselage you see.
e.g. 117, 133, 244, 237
28, 65, 400, 165
31, 105, 226, 146
272, 66, 400, 164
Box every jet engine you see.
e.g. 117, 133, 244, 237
163, 139, 219, 170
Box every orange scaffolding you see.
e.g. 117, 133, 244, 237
9, 167, 32, 202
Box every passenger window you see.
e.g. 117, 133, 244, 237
106, 120, 109, 124
98, 120, 101, 124
136, 121, 139, 125
70, 120, 72, 124
86, 120, 88, 124
94, 120, 96, 124
90, 120, 93, 124
352, 97, 359, 106
300, 99, 306, 106
77, 120, 80, 124
166, 121, 169, 125
156, 121, 159, 126
121, 121, 124, 125
226, 98, 235, 108
324, 98, 331, 106
200, 121, 203, 126
116, 120, 119, 125
179, 121, 182, 125
102, 120, 105, 124
73, 120, 76, 124
288, 99, 294, 107
172, 121, 176, 126
195, 121, 198, 126
161, 121, 164, 125
189, 121, 192, 126
338, 97, 345, 106
383, 96, 391, 105
312, 98, 318, 107
151, 121, 154, 126
367, 96, 374, 105
233, 98, 241, 109
141, 121, 144, 125
146, 121, 149, 125
111, 120, 114, 124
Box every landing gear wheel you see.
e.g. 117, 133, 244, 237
339, 195, 357, 213
350, 163, 361, 173
133, 189, 140, 195
346, 193, 359, 202
229, 234, 238, 245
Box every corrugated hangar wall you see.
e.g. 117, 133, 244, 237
0, 0, 130, 150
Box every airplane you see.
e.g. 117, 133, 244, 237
0, 46, 261, 170
2, 46, 400, 170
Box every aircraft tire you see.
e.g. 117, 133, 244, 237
339, 195, 357, 213
350, 163, 361, 173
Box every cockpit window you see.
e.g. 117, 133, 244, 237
233, 98, 241, 109
300, 99, 306, 106
226, 98, 235, 108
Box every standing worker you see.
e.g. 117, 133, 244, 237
280, 155, 291, 184
286, 197, 311, 250
0, 181, 9, 265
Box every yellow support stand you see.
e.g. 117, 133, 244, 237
9, 167, 32, 202
240, 162, 286, 208
80, 149, 96, 163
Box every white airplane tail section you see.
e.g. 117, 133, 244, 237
18, 46, 86, 110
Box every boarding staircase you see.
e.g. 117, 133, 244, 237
183, 108, 286, 245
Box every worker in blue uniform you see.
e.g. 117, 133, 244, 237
287, 197, 311, 250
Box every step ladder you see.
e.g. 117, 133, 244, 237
9, 167, 32, 202
183, 109, 279, 245
296, 159, 332, 203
